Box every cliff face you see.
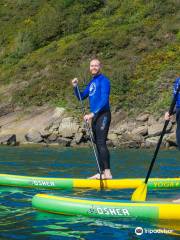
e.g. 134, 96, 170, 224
0, 0, 179, 114
0, 1, 179, 147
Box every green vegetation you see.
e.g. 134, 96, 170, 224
0, 0, 179, 114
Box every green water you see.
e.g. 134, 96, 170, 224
0, 146, 179, 239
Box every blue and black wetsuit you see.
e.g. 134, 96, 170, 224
74, 73, 111, 171
173, 77, 180, 149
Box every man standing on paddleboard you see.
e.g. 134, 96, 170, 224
72, 59, 112, 179
165, 76, 180, 149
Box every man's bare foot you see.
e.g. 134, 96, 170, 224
88, 173, 105, 179
88, 169, 112, 179
172, 199, 180, 203
104, 169, 112, 179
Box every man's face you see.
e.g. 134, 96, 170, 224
90, 60, 101, 76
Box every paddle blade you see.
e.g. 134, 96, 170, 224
131, 183, 147, 201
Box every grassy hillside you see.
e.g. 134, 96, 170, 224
0, 0, 179, 115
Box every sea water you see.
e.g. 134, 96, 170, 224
0, 146, 179, 239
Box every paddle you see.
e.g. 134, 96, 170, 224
76, 85, 103, 189
132, 84, 180, 201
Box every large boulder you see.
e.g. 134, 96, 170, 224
165, 132, 177, 147
148, 115, 158, 126
117, 133, 143, 148
144, 136, 166, 148
118, 139, 140, 148
48, 122, 61, 133
107, 133, 120, 147
25, 129, 43, 143
111, 121, 128, 135
39, 129, 51, 138
0, 134, 16, 145
136, 114, 149, 122
148, 122, 172, 137
74, 132, 83, 144
58, 117, 79, 138
107, 139, 115, 147
47, 134, 57, 142
131, 125, 148, 136
121, 132, 143, 142
110, 110, 127, 128
57, 137, 71, 147
144, 137, 159, 148
108, 133, 118, 141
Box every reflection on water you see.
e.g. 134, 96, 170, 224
0, 146, 180, 239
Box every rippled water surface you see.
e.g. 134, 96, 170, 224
0, 146, 180, 239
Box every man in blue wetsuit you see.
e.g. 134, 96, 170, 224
72, 59, 112, 179
165, 77, 180, 149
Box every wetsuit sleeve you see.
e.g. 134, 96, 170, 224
74, 85, 89, 100
172, 78, 180, 114
173, 79, 178, 96
93, 78, 110, 115
172, 81, 177, 114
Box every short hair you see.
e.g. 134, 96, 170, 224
90, 58, 101, 66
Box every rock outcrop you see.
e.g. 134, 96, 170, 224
0, 106, 177, 148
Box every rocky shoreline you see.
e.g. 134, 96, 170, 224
0, 105, 177, 149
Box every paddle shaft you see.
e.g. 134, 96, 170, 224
76, 85, 102, 176
145, 84, 180, 184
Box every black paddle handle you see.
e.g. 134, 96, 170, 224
145, 84, 180, 184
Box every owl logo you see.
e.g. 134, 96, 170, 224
89, 83, 96, 96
